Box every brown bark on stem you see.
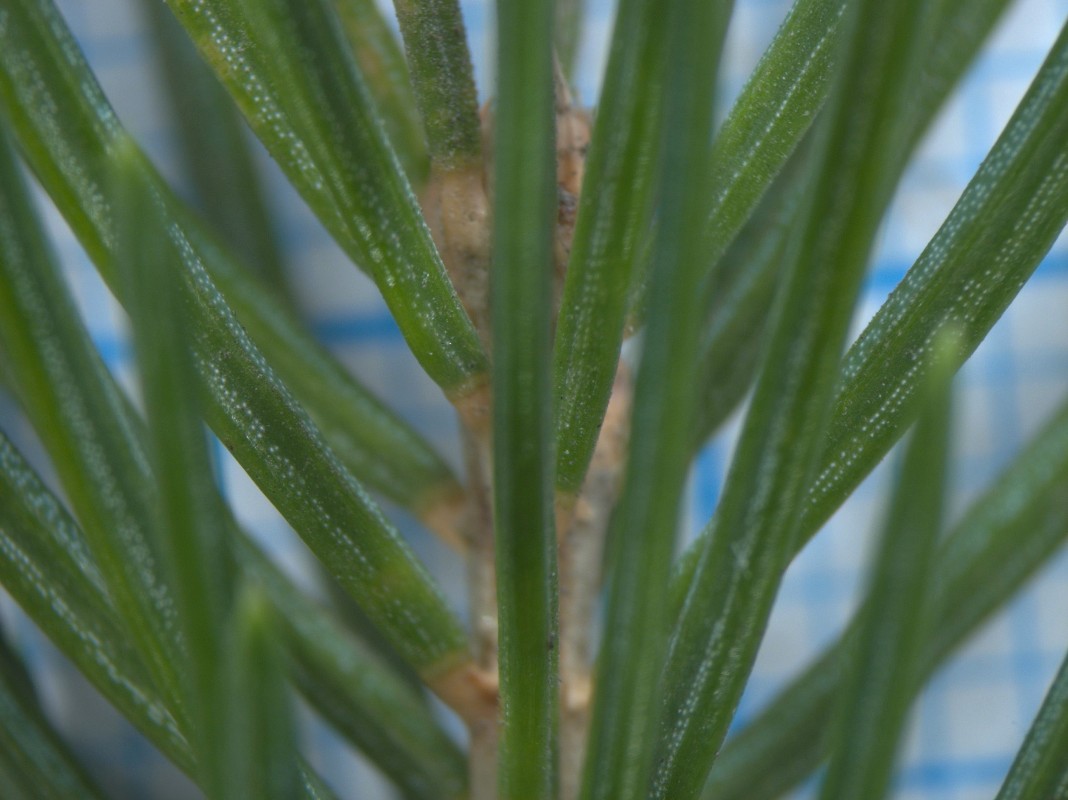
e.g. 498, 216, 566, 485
422, 156, 500, 798
423, 60, 602, 799
556, 363, 632, 799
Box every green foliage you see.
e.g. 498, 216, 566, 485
0, 0, 1065, 798
818, 332, 956, 800
0, 634, 107, 799
492, 2, 560, 797
579, 2, 732, 798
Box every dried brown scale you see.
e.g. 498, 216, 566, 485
555, 187, 580, 321
421, 164, 493, 348
553, 64, 593, 332
454, 413, 499, 798
415, 482, 468, 551
554, 60, 591, 199
425, 657, 499, 727
453, 379, 493, 440
458, 430, 498, 671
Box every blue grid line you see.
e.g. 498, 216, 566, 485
915, 671, 955, 800
897, 755, 1013, 791
92, 334, 132, 369
786, 565, 864, 605
211, 435, 229, 500
311, 312, 405, 344
963, 344, 1068, 383
692, 438, 725, 527
275, 217, 347, 250
938, 649, 1065, 688
969, 46, 1067, 80
864, 250, 1068, 296
962, 66, 999, 169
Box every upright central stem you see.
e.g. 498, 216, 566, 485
426, 75, 612, 798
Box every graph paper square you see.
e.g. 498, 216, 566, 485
0, 0, 1065, 798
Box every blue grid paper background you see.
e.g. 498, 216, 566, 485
0, 0, 1066, 798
